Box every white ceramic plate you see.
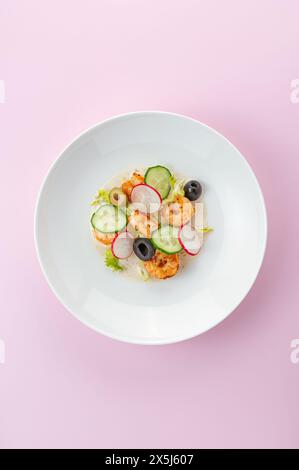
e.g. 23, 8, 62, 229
35, 111, 267, 345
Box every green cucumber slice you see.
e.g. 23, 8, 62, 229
91, 204, 127, 233
151, 225, 182, 254
144, 165, 172, 199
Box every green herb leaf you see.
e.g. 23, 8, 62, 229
169, 174, 176, 188
164, 178, 185, 202
174, 179, 185, 197
91, 189, 110, 206
200, 227, 214, 233
105, 248, 124, 272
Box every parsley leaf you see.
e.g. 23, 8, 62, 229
105, 248, 124, 272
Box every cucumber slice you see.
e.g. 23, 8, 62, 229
91, 204, 127, 233
144, 165, 172, 199
151, 225, 182, 254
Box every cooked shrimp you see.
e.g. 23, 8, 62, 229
144, 251, 179, 279
161, 195, 194, 227
93, 229, 114, 245
128, 209, 158, 238
121, 171, 144, 199
131, 171, 144, 186
121, 180, 134, 199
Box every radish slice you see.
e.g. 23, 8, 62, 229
178, 224, 202, 256
130, 183, 162, 214
111, 231, 134, 259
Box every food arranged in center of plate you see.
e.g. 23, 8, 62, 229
90, 165, 211, 280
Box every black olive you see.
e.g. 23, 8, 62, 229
184, 180, 202, 201
133, 238, 155, 261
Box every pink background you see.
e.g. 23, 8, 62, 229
0, 0, 298, 449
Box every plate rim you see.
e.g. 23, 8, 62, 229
34, 110, 268, 345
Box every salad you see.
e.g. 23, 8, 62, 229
90, 165, 211, 280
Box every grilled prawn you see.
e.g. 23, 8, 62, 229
144, 251, 179, 279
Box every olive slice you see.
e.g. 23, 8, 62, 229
109, 187, 127, 207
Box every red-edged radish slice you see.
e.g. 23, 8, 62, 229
130, 183, 162, 214
178, 224, 202, 256
111, 231, 134, 259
